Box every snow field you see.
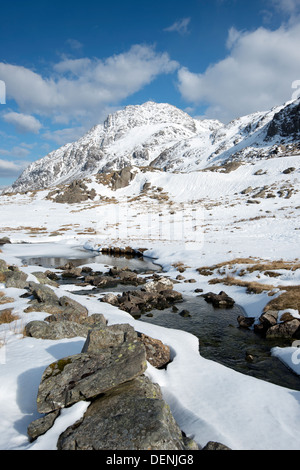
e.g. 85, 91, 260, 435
0, 156, 299, 450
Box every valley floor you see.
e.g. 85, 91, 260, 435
0, 155, 299, 450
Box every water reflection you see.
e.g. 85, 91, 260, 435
21, 252, 161, 273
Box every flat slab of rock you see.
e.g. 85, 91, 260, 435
27, 410, 60, 442
31, 272, 58, 287
82, 323, 136, 353
57, 376, 198, 450
25, 320, 90, 341
36, 340, 147, 414
45, 295, 89, 323
28, 282, 59, 304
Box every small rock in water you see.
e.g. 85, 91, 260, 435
245, 353, 255, 363
237, 315, 255, 329
179, 309, 191, 317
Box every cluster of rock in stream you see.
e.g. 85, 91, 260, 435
0, 254, 235, 450
238, 309, 300, 340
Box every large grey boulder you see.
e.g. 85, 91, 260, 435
47, 180, 96, 204
79, 313, 107, 328
0, 259, 8, 272
57, 376, 199, 451
28, 282, 59, 304
110, 166, 135, 190
82, 323, 136, 353
0, 264, 29, 289
25, 314, 107, 341
45, 295, 89, 323
36, 340, 147, 414
5, 270, 29, 289
25, 320, 90, 341
26, 288, 89, 321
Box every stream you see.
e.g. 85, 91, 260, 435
21, 248, 300, 392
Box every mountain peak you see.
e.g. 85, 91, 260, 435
103, 101, 196, 133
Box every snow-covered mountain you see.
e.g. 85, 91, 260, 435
153, 99, 300, 171
6, 99, 300, 193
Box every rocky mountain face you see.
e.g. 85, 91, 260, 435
6, 99, 300, 193
266, 99, 300, 139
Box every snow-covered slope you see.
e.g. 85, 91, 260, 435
6, 99, 300, 193
152, 100, 300, 171
8, 102, 200, 192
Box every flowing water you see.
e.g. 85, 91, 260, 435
139, 296, 300, 391
21, 249, 300, 391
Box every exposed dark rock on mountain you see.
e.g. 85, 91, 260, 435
266, 100, 300, 139
46, 180, 96, 204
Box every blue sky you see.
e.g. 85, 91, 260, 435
1, 0, 300, 186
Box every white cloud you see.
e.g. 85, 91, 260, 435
177, 21, 300, 122
164, 18, 191, 35
3, 112, 42, 134
66, 38, 83, 51
0, 146, 30, 158
226, 27, 242, 49
0, 158, 29, 177
270, 0, 300, 15
0, 45, 179, 128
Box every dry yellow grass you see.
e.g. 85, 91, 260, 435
208, 276, 300, 311
197, 258, 300, 276
245, 260, 300, 273
172, 261, 191, 273
197, 258, 300, 313
263, 286, 300, 312
208, 275, 276, 293
0, 308, 19, 325
197, 257, 258, 276
0, 295, 14, 305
